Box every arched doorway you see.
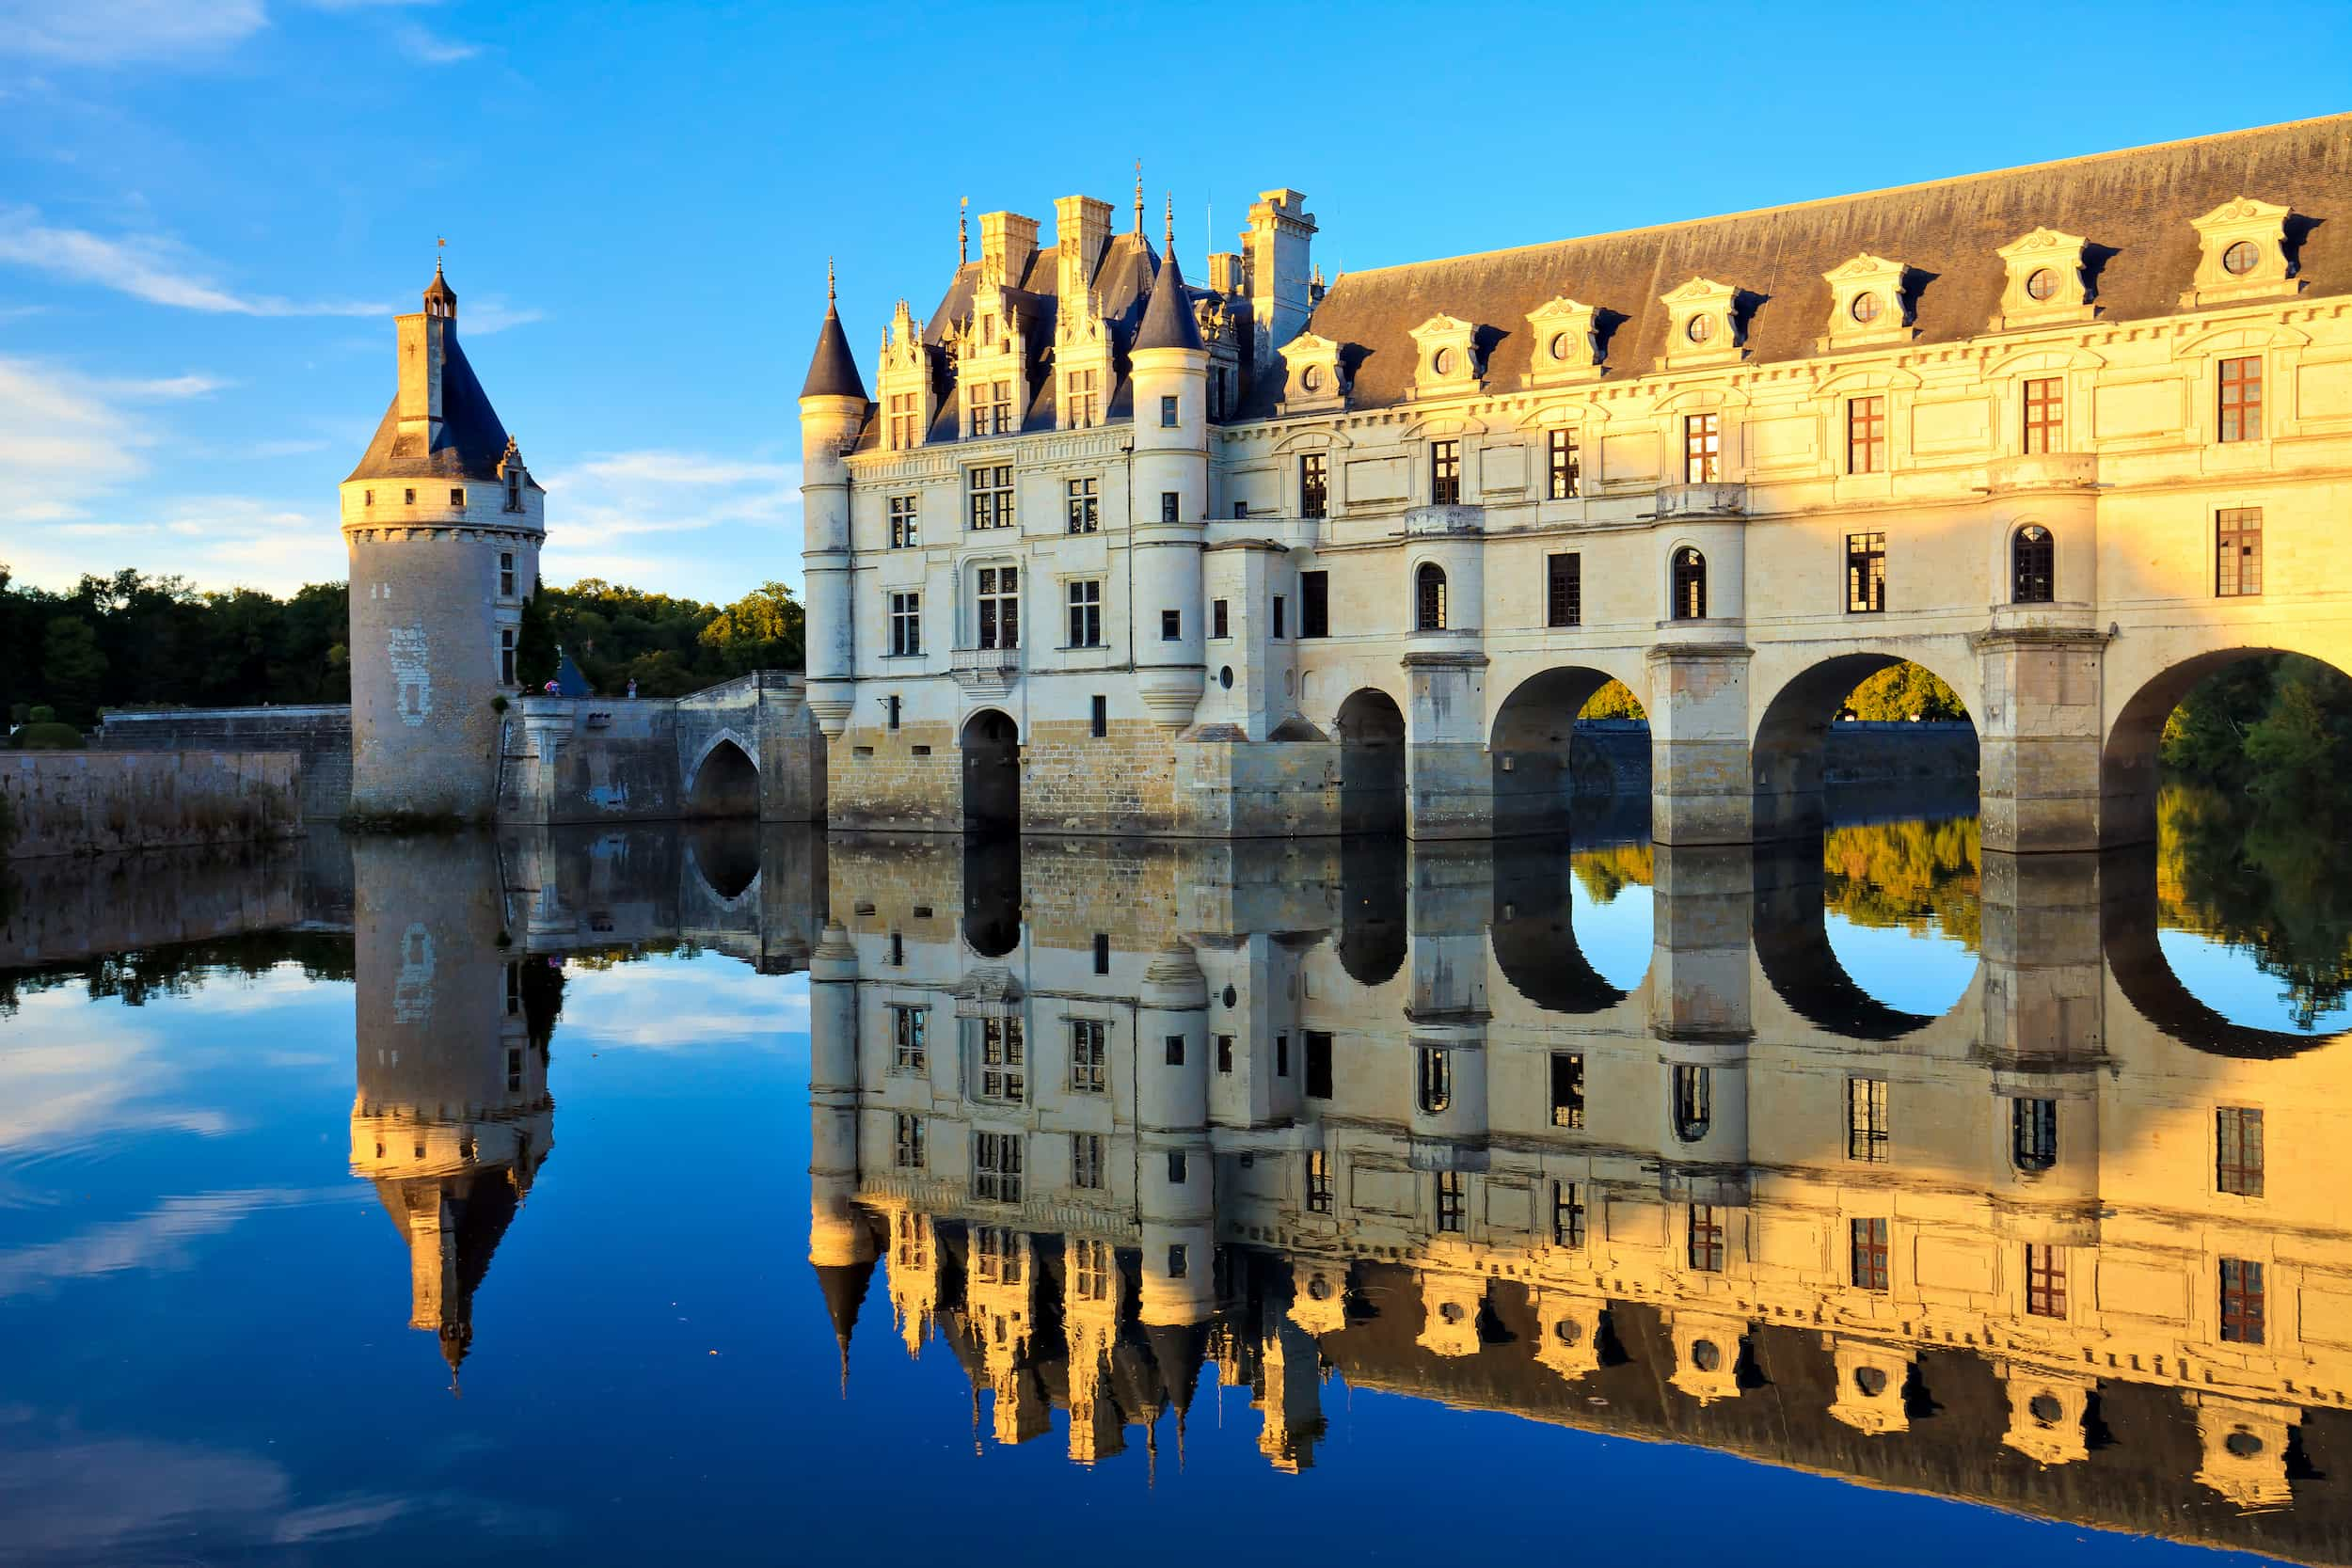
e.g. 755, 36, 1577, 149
1751, 654, 1978, 843
1489, 667, 1648, 838
1335, 688, 1406, 835
686, 736, 760, 817
961, 708, 1021, 835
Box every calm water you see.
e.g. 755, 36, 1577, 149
2, 794, 2348, 1567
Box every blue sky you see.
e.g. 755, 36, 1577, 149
2, 1, 2344, 607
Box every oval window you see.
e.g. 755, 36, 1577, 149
1433, 347, 1455, 376
2221, 239, 2260, 276
1850, 291, 1882, 324
1854, 1367, 1889, 1398
1218, 666, 1234, 690
1549, 331, 1571, 360
1686, 314, 1714, 344
1301, 364, 1323, 391
1690, 1339, 1722, 1372
2025, 267, 2058, 301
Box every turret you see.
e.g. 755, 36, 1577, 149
798, 263, 869, 740
806, 919, 874, 1390
1136, 942, 1213, 1325
342, 261, 545, 819
1129, 235, 1209, 733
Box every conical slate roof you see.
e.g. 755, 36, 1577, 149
1133, 243, 1202, 353
801, 301, 868, 400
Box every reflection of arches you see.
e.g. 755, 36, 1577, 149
1335, 689, 1406, 835
961, 708, 1021, 835
1489, 667, 1648, 837
1752, 653, 1977, 843
686, 735, 760, 817
961, 835, 1022, 959
2102, 848, 2346, 1058
2011, 525, 2055, 604
2102, 647, 2352, 848
1490, 845, 1641, 1013
683, 822, 761, 903
1753, 842, 1966, 1039
1336, 835, 1406, 987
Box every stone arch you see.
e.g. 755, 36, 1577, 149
1752, 842, 1976, 1040
1336, 834, 1407, 988
1489, 844, 1650, 1014
1334, 687, 1406, 835
685, 733, 760, 817
684, 823, 761, 904
961, 707, 1021, 836
1488, 664, 1651, 838
1750, 648, 1980, 843
2101, 642, 2352, 849
961, 835, 1022, 959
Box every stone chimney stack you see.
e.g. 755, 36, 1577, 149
978, 210, 1041, 287
1244, 188, 1317, 383
1207, 252, 1245, 294
1054, 195, 1113, 300
395, 263, 455, 447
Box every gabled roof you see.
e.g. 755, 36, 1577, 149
344, 331, 518, 484
1134, 243, 1204, 353
1267, 114, 2350, 417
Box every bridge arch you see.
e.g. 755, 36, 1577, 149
1487, 662, 1650, 838
684, 731, 760, 817
1750, 647, 1981, 843
1335, 687, 1406, 835
2101, 641, 2352, 848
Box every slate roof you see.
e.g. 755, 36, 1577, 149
344, 329, 525, 484
1265, 114, 2352, 418
1134, 243, 1204, 352
802, 300, 869, 401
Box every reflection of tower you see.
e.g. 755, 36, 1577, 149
807, 920, 876, 1392
348, 836, 554, 1383
1255, 1295, 1325, 1471
1137, 943, 1214, 1329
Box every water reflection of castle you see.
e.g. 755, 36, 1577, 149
804, 832, 2352, 1564
293, 816, 2352, 1559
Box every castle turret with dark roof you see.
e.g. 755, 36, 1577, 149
341, 263, 545, 820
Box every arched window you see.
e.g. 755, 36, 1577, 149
1671, 547, 1708, 621
2011, 1097, 2058, 1174
1415, 563, 1448, 631
2012, 525, 2056, 604
1416, 1047, 1452, 1115
1672, 1064, 1711, 1143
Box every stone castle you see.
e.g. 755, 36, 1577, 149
794, 114, 2352, 849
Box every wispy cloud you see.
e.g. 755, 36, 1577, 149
461, 296, 544, 334
0, 0, 268, 66
0, 1186, 347, 1299
540, 448, 803, 598
393, 23, 479, 63
0, 206, 386, 317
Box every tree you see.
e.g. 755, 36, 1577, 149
1845, 662, 1967, 721
513, 591, 558, 690
40, 617, 107, 721
1579, 680, 1647, 721
698, 580, 804, 675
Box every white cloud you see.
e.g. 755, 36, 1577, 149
537, 447, 803, 599
392, 22, 478, 62
0, 206, 387, 317
460, 296, 544, 334
0, 1186, 347, 1299
0, 0, 268, 65
557, 957, 807, 1051
0, 351, 161, 526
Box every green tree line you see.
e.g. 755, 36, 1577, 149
2, 564, 804, 737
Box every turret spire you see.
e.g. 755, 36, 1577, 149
826, 255, 835, 305
1163, 191, 1174, 248
1133, 160, 1143, 235
800, 261, 868, 402
1134, 237, 1203, 353
959, 197, 969, 265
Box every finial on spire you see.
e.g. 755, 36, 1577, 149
959, 197, 969, 265
1164, 191, 1173, 249
436, 235, 446, 277
1134, 160, 1143, 235
826, 255, 835, 306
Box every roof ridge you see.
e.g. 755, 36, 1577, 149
1337, 113, 2352, 282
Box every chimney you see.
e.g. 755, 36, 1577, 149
1054, 195, 1114, 301
977, 210, 1041, 288
395, 310, 447, 447
1207, 252, 1245, 294
1245, 188, 1317, 382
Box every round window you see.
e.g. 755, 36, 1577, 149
1438, 1302, 1466, 1324
1301, 364, 1323, 391
1552, 1319, 1583, 1348
1433, 347, 1455, 376
1690, 1339, 1722, 1372
2226, 1430, 2266, 1459
2028, 1393, 2065, 1425
1218, 666, 1233, 690
1853, 1367, 1889, 1399
2025, 267, 2059, 302
2222, 239, 2261, 276
1549, 331, 1572, 360
1307, 1275, 1331, 1301
1850, 291, 1883, 324
1686, 314, 1715, 344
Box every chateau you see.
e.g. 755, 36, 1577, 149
798, 115, 2352, 850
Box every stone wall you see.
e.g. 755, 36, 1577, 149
3, 751, 304, 860
829, 720, 963, 832
92, 705, 353, 820
0, 838, 309, 966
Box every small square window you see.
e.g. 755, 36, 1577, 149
1161, 610, 1181, 641
1212, 599, 1230, 639
449, 487, 466, 508
404, 488, 416, 505
1161, 491, 1180, 524
1164, 1035, 1185, 1067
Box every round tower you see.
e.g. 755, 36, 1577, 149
1136, 942, 1214, 1325
798, 264, 869, 740
1128, 240, 1210, 732
341, 263, 545, 820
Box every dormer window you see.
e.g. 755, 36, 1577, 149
2185, 198, 2297, 308
980, 314, 996, 347
1524, 296, 1604, 388
505, 469, 521, 511
1659, 278, 1742, 368
449, 487, 465, 508
2223, 241, 2260, 276
1686, 315, 1713, 343
1820, 255, 1912, 351
1991, 230, 2094, 330
1406, 313, 1484, 397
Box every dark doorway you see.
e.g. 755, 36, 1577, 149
961, 709, 1021, 835
1336, 689, 1406, 835
688, 738, 760, 817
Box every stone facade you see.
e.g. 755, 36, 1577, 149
801, 117, 2352, 850
2, 750, 303, 860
